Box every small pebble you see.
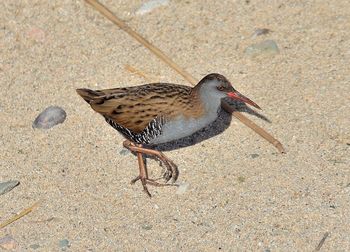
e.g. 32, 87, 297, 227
176, 182, 189, 195
58, 239, 70, 250
0, 180, 20, 196
119, 149, 130, 156
29, 244, 40, 249
237, 176, 245, 183
33, 106, 67, 129
244, 40, 279, 57
141, 223, 153, 230
251, 28, 271, 38
27, 27, 46, 42
0, 235, 17, 250
136, 0, 169, 15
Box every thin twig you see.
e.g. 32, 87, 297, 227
124, 64, 153, 82
84, 0, 285, 153
221, 102, 285, 153
314, 232, 329, 251
0, 201, 40, 229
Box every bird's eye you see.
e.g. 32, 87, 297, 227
217, 86, 225, 91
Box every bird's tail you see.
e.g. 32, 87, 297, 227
76, 88, 105, 104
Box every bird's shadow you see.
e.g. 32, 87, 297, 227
149, 98, 271, 152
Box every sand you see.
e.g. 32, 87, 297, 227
1, 0, 349, 250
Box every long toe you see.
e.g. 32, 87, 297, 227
141, 178, 152, 197
162, 169, 173, 182
169, 163, 179, 183
157, 157, 178, 183
130, 175, 141, 184
145, 178, 176, 187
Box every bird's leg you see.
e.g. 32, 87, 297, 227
135, 151, 152, 197
123, 140, 179, 183
123, 140, 179, 196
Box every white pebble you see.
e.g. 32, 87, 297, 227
136, 0, 170, 15
244, 40, 279, 57
176, 182, 189, 195
0, 180, 20, 195
32, 106, 66, 129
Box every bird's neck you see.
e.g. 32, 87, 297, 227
191, 87, 222, 118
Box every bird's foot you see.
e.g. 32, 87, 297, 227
158, 159, 179, 183
123, 140, 179, 184
131, 175, 178, 197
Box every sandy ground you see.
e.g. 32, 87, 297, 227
1, 0, 350, 250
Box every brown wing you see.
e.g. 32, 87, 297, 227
76, 83, 204, 133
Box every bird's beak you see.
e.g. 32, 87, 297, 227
227, 91, 261, 109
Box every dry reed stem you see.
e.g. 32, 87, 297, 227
0, 201, 40, 230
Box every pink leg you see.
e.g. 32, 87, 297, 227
123, 140, 179, 197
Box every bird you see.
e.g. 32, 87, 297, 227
76, 73, 260, 197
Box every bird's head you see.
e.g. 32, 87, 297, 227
196, 73, 261, 109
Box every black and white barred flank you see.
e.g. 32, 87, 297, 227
104, 116, 165, 144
